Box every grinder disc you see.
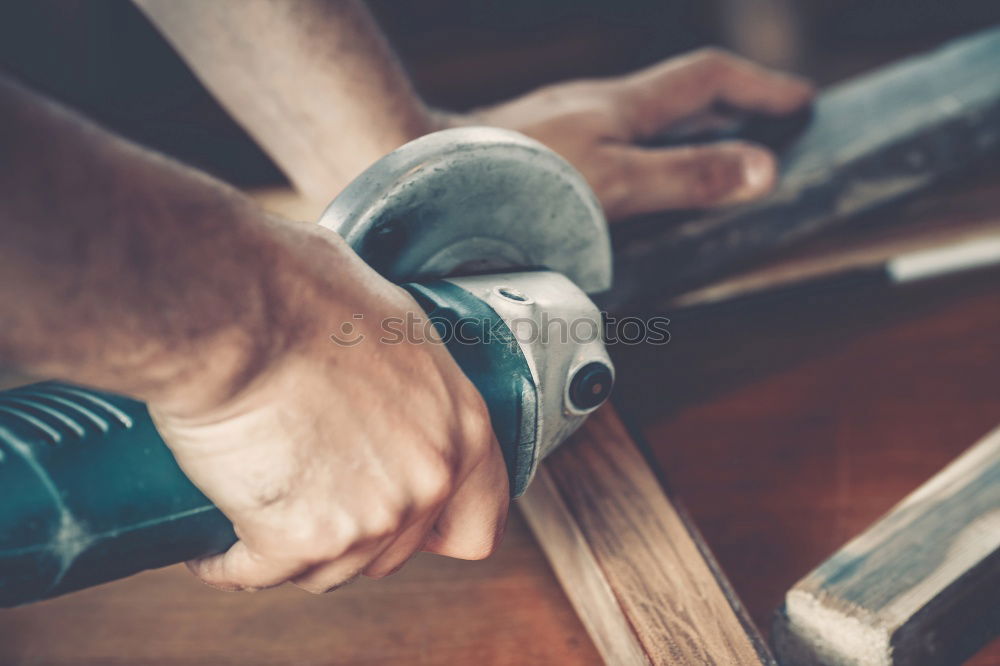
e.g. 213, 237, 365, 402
319, 127, 612, 294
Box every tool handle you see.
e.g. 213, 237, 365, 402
0, 281, 534, 607
0, 383, 235, 606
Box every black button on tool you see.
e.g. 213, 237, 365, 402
569, 362, 613, 410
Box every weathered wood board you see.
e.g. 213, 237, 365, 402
602, 25, 1000, 311
773, 425, 1000, 666
665, 177, 1000, 311
520, 406, 774, 665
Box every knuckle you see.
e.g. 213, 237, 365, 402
692, 46, 731, 69
279, 518, 335, 553
329, 520, 363, 552
415, 454, 455, 506
364, 502, 407, 539
274, 517, 358, 562
459, 394, 495, 453
690, 47, 735, 84
248, 479, 291, 510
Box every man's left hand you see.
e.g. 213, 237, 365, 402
445, 48, 814, 220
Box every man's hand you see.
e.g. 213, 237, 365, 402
455, 49, 814, 220
149, 222, 510, 592
0, 76, 508, 594
137, 4, 812, 220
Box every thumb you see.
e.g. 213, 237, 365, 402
604, 141, 777, 219
187, 540, 305, 592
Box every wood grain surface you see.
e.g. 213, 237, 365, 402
521, 406, 772, 665
773, 425, 1000, 665
668, 174, 1000, 310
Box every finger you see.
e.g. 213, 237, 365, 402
290, 541, 389, 594
604, 140, 777, 218
293, 503, 448, 589
362, 508, 443, 579
187, 540, 308, 592
421, 444, 509, 561
622, 48, 814, 137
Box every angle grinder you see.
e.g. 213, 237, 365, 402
0, 128, 614, 606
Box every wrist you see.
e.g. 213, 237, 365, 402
146, 219, 396, 421
296, 104, 448, 202
118, 217, 297, 418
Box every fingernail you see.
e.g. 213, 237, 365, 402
737, 150, 776, 200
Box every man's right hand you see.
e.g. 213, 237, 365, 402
149, 221, 510, 593
1, 72, 507, 595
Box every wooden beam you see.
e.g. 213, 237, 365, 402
666, 179, 1000, 312
519, 406, 773, 665
773, 425, 1000, 666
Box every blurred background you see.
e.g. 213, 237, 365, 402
2, 0, 999, 188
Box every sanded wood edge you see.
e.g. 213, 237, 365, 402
773, 426, 1000, 666
520, 465, 652, 666
666, 476, 778, 666
520, 406, 770, 665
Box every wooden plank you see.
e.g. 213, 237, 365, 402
773, 425, 1000, 666
601, 25, 1000, 311
666, 178, 1000, 311
520, 405, 773, 665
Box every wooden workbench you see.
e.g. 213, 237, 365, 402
614, 176, 1000, 665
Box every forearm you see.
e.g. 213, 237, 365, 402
0, 75, 326, 410
0, 72, 509, 594
135, 0, 436, 201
